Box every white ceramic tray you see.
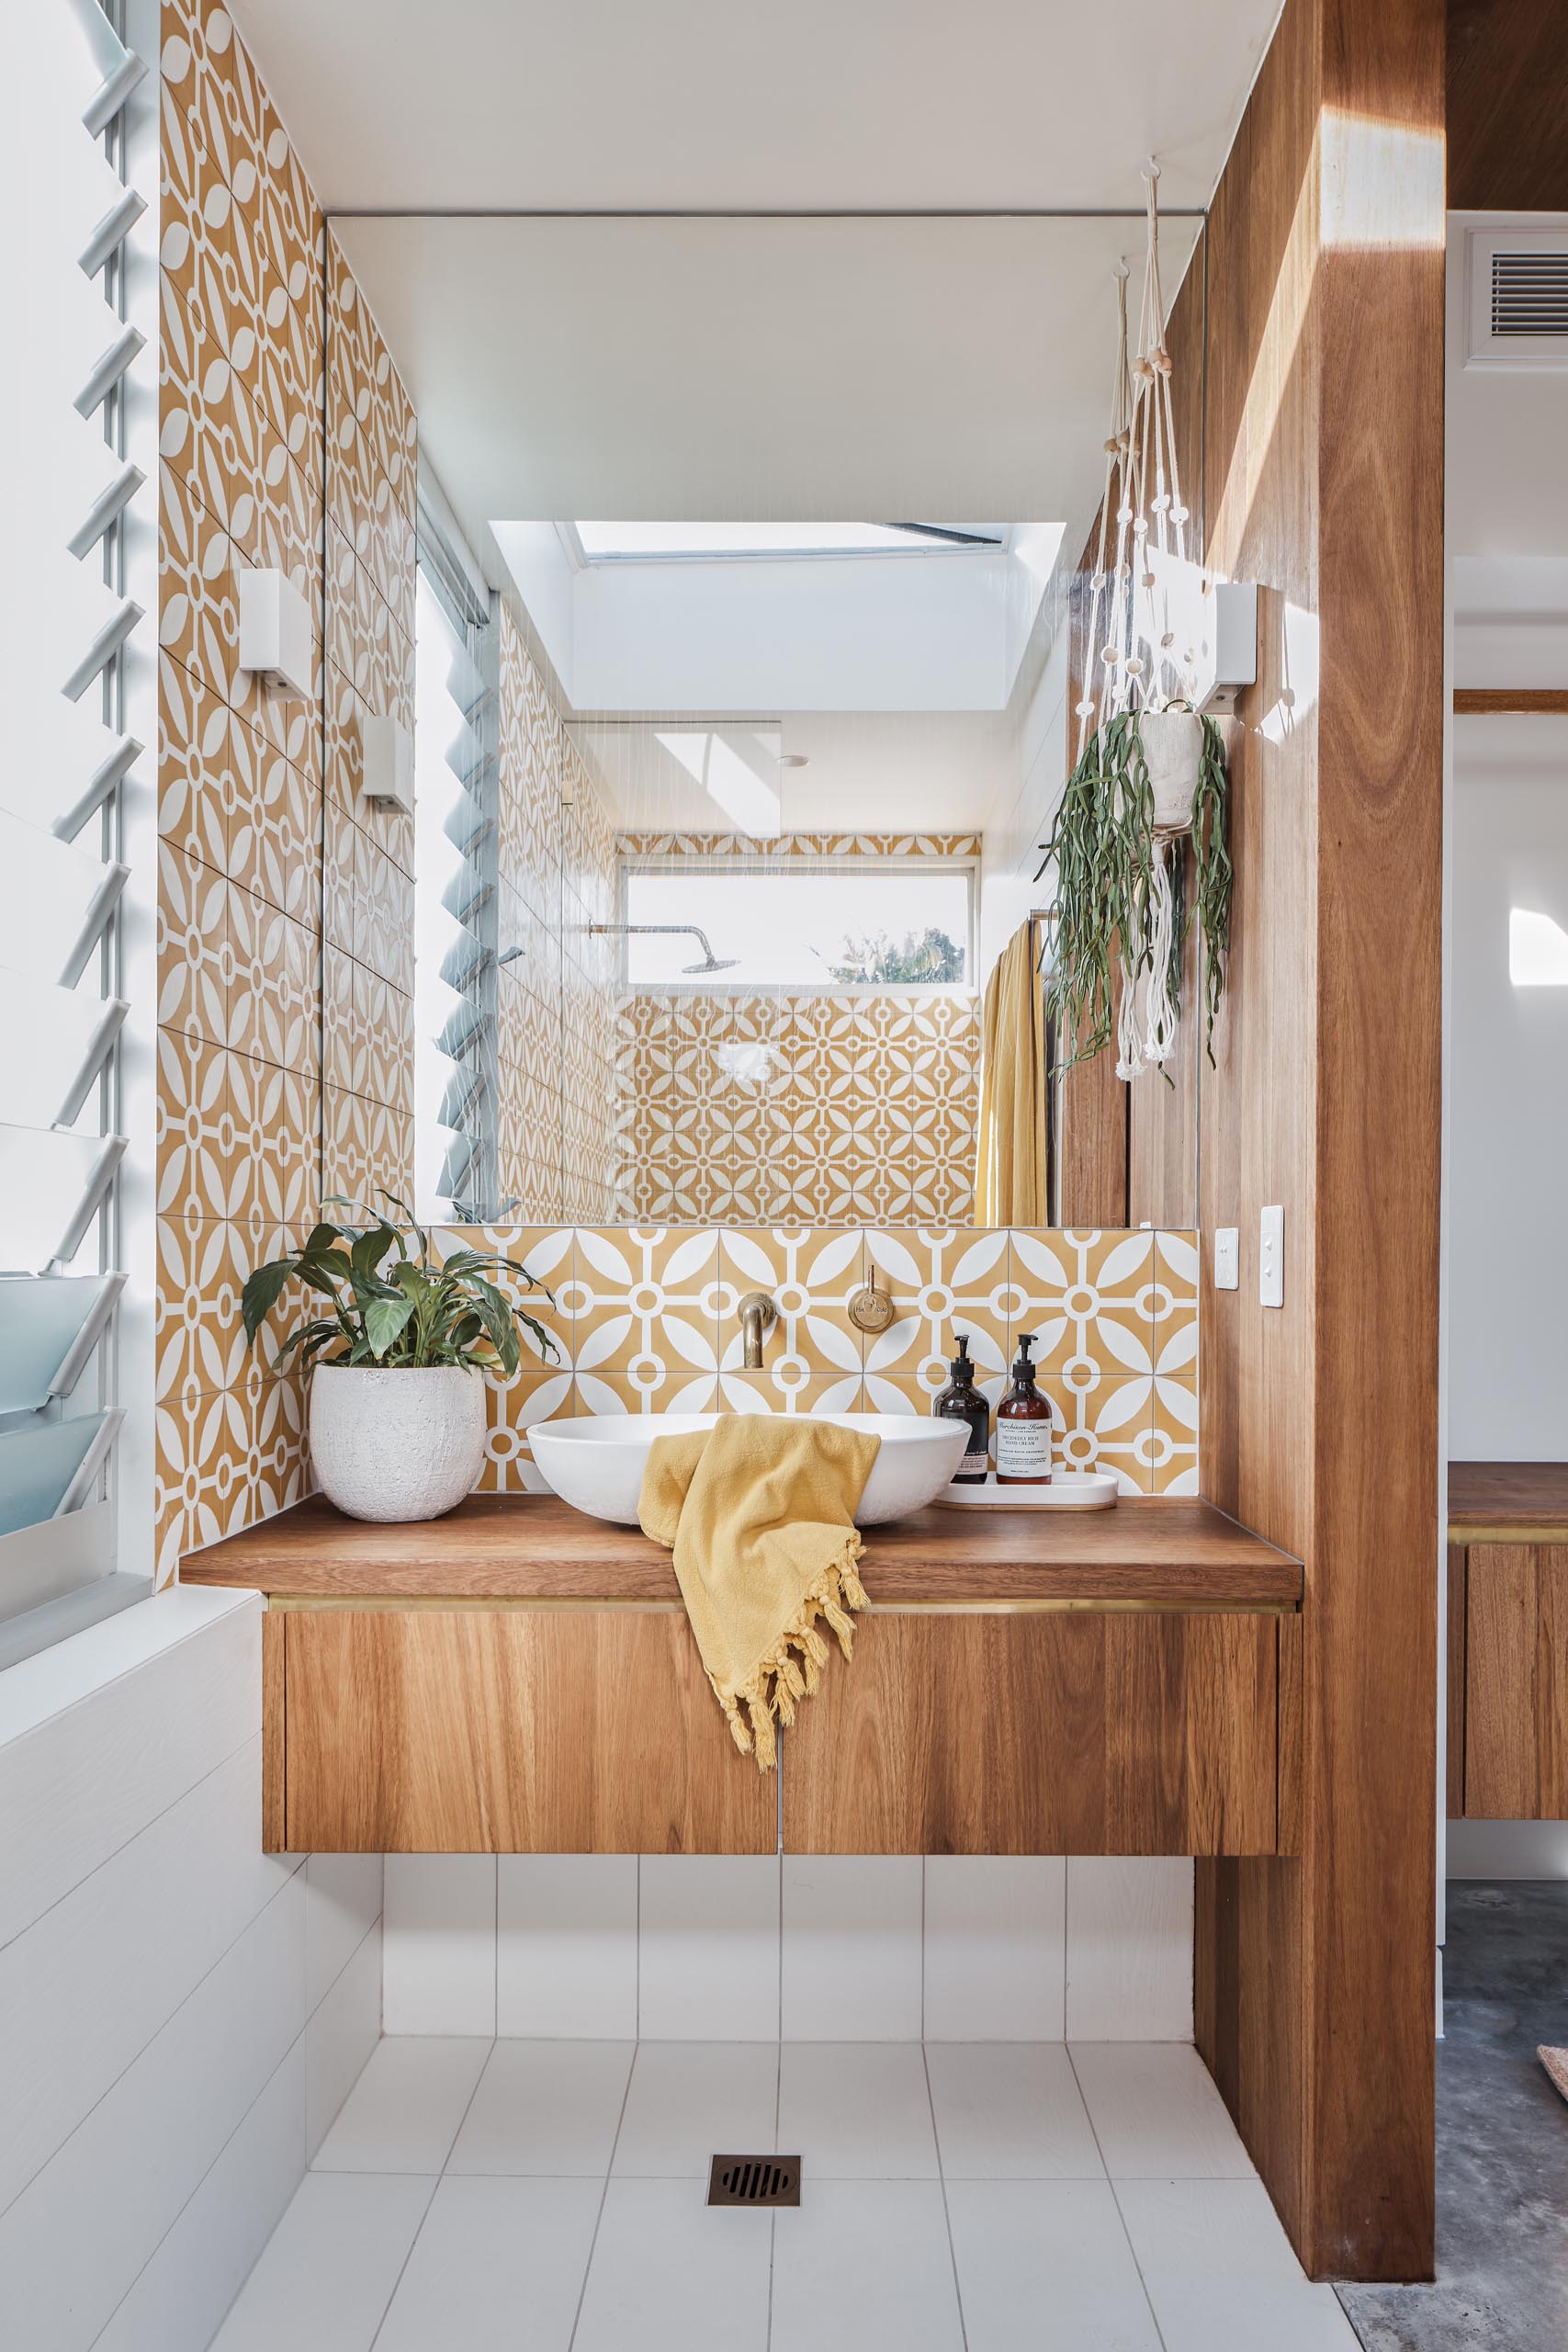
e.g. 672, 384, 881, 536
932, 1470, 1119, 1510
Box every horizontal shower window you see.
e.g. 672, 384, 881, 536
617, 862, 975, 989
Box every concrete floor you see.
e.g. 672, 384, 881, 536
1337, 1881, 1568, 2352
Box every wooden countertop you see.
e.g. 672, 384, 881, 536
181, 1492, 1303, 1610
1449, 1460, 1568, 1542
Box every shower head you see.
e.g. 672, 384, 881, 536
590, 922, 739, 975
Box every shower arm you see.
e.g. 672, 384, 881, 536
587, 922, 738, 974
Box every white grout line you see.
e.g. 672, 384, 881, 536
565, 2044, 638, 2352
1064, 2041, 1171, 2352
367, 2046, 495, 2351
921, 2041, 969, 2352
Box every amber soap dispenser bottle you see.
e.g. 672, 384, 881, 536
932, 1332, 990, 1486
995, 1332, 1053, 1485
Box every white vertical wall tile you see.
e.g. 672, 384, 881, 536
94, 2045, 307, 2352
0, 1871, 307, 2352
922, 1858, 1066, 2041
306, 1917, 384, 2161
383, 1856, 496, 2035
638, 1857, 780, 2039
1066, 1860, 1193, 2040
498, 1855, 637, 2037
781, 1858, 923, 2041
208, 2171, 437, 2352
0, 1737, 296, 2213
305, 1855, 383, 2015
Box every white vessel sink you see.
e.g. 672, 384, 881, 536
531, 1412, 968, 1528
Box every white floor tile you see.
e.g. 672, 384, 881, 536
373, 2176, 601, 2352
1068, 2042, 1257, 2178
776, 2041, 939, 2178
382, 1857, 495, 2036
208, 2172, 435, 2352
1066, 1858, 1193, 2039
771, 2180, 964, 2352
446, 2038, 633, 2176
497, 1855, 637, 2038
926, 2041, 1103, 2178
311, 2037, 491, 2175
946, 2177, 1163, 2351
637, 1857, 781, 2040
612, 2041, 779, 2177
1116, 2179, 1362, 2350
923, 1856, 1066, 2040
572, 2177, 772, 2352
781, 1857, 923, 2040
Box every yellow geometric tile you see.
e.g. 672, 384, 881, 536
1152, 1230, 1200, 1383
569, 1227, 722, 1376
716, 1227, 865, 1380
1143, 1374, 1200, 1496
716, 1370, 863, 1418
570, 1367, 721, 1419
863, 1226, 1010, 1397
1006, 1227, 1156, 1385
477, 1364, 576, 1491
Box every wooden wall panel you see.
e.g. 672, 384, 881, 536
1179, 0, 1442, 2285
283, 1609, 776, 1855
261, 1607, 286, 1855
783, 1611, 1281, 1857
1448, 0, 1568, 209
1446, 1544, 1467, 1817
1463, 1544, 1568, 1817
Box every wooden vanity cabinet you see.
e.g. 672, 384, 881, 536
783, 1608, 1295, 1856
1447, 1466, 1568, 1822
273, 1605, 776, 1854
188, 1494, 1303, 1859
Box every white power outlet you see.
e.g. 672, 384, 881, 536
1213, 1228, 1239, 1290
1259, 1205, 1284, 1307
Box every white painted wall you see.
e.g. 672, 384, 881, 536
380, 1852, 1194, 2044
0, 1589, 382, 2351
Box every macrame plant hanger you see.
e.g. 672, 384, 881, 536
1076, 163, 1196, 1082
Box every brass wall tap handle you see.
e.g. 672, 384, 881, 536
738, 1289, 779, 1368
848, 1278, 897, 1336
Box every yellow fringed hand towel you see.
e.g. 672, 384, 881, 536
638, 1415, 880, 1771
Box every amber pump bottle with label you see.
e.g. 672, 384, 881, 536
932, 1333, 990, 1485
994, 1332, 1053, 1485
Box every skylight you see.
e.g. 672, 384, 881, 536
570, 522, 1007, 563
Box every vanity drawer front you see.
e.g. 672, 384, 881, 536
1460, 1544, 1568, 1819
783, 1609, 1287, 1857
280, 1606, 776, 1855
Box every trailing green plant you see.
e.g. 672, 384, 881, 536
241, 1192, 559, 1376
1035, 709, 1231, 1071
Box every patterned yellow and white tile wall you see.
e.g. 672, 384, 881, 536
611, 831, 983, 1226
495, 612, 618, 1221
154, 0, 416, 1577
447, 1225, 1199, 1498
612, 991, 981, 1225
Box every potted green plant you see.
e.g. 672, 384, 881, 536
242, 1193, 559, 1523
1036, 705, 1231, 1076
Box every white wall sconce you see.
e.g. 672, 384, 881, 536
236, 569, 313, 699
359, 712, 414, 811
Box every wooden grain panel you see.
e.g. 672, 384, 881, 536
1452, 689, 1568, 717
1464, 1544, 1568, 1818
1448, 0, 1568, 210
1463, 1544, 1537, 1815
261, 1606, 285, 1854
283, 1608, 776, 1855
783, 1611, 1278, 1856
1275, 1611, 1303, 1855
1447, 1544, 1467, 1818
1163, 0, 1443, 2282
1450, 1460, 1568, 1536
182, 1492, 1302, 1608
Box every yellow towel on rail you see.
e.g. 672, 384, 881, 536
638, 1415, 880, 1771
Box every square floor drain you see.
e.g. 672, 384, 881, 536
707, 2154, 801, 2208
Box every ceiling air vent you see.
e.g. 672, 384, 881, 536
1469, 231, 1568, 368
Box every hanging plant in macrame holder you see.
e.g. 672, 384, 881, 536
1038, 167, 1232, 1080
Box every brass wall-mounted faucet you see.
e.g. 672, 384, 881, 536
738, 1290, 779, 1369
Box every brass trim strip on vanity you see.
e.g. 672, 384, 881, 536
1447, 1523, 1568, 1547
260, 1593, 1296, 1618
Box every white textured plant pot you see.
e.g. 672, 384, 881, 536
1137, 710, 1202, 831
309, 1364, 487, 1523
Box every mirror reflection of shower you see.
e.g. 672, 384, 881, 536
589, 922, 739, 975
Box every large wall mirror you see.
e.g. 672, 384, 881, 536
321, 215, 1207, 1231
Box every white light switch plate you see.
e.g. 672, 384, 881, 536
1259, 1204, 1284, 1307
1213, 1227, 1239, 1290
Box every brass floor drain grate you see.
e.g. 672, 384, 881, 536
707, 2154, 801, 2208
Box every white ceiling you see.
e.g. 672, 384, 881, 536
229, 0, 1280, 215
